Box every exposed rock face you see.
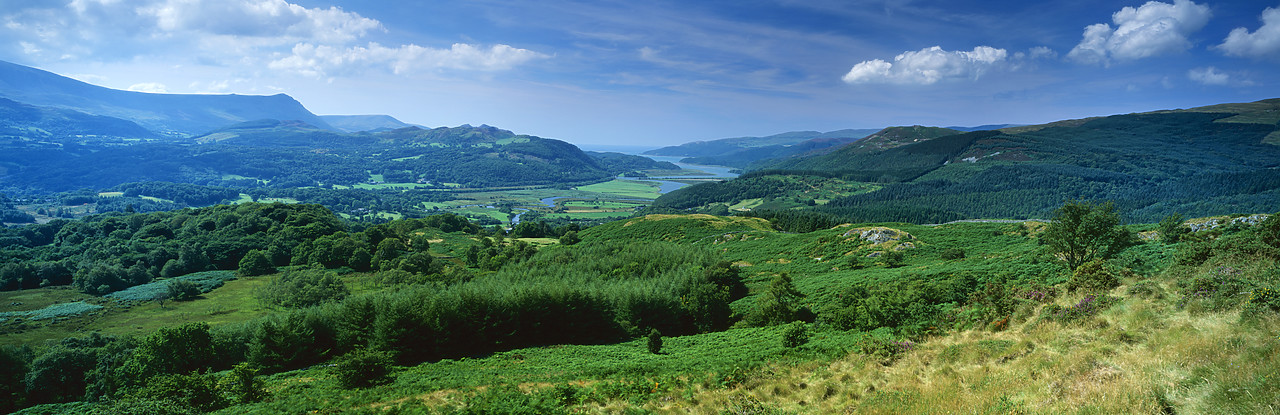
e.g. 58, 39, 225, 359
846, 227, 914, 243
1185, 214, 1270, 232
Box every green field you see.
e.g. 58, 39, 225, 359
576, 179, 662, 199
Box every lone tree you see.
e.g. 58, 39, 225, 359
1043, 200, 1133, 271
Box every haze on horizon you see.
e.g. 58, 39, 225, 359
2, 0, 1278, 146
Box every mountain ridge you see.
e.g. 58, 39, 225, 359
0, 60, 334, 136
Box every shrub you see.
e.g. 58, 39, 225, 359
1174, 239, 1213, 266
166, 280, 201, 301
333, 349, 394, 389
558, 231, 581, 246
940, 248, 966, 260
126, 372, 227, 413
647, 328, 663, 354
1065, 259, 1120, 293
856, 336, 915, 363
1158, 213, 1189, 244
1041, 295, 1117, 323
880, 250, 906, 268
781, 322, 808, 348
1127, 280, 1165, 299
218, 363, 265, 404
1177, 266, 1254, 312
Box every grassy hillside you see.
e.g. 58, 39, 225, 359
5, 209, 1275, 414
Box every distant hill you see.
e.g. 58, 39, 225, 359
644, 129, 879, 158
0, 60, 333, 136
645, 129, 879, 168
656, 98, 1280, 223
944, 124, 1021, 132
0, 122, 617, 192
0, 97, 157, 142
320, 114, 417, 133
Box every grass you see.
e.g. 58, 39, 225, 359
576, 179, 662, 199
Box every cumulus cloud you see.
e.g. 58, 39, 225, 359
1067, 0, 1211, 65
269, 42, 549, 78
2, 0, 545, 77
138, 0, 381, 44
842, 46, 1008, 85
1218, 6, 1280, 58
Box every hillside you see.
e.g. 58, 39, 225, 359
0, 60, 333, 136
661, 99, 1280, 224
3, 205, 1277, 414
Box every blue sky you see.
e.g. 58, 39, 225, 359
1, 0, 1278, 146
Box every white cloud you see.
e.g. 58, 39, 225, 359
1218, 6, 1280, 58
1187, 66, 1229, 85
842, 46, 1008, 85
138, 0, 381, 44
269, 42, 550, 78
1067, 0, 1211, 65
127, 82, 169, 93
2, 0, 546, 79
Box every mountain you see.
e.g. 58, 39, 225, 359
0, 60, 333, 136
320, 114, 417, 133
643, 129, 879, 158
944, 123, 1021, 131
655, 98, 1280, 223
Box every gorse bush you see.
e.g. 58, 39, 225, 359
782, 322, 808, 348
1065, 259, 1121, 293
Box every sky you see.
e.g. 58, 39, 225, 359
1, 0, 1278, 146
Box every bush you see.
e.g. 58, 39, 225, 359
1158, 213, 1189, 244
333, 349, 394, 389
1174, 239, 1213, 266
1041, 295, 1117, 323
940, 248, 966, 260
126, 372, 227, 413
856, 336, 915, 363
880, 250, 906, 268
1127, 280, 1165, 299
647, 328, 663, 354
1065, 259, 1121, 293
782, 322, 808, 348
1178, 266, 1254, 312
166, 280, 201, 301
